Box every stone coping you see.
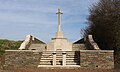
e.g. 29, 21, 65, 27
5, 50, 78, 52
5, 50, 114, 52
80, 50, 114, 52
5, 50, 42, 52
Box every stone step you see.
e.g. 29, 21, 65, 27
66, 63, 80, 65
41, 57, 78, 60
42, 51, 77, 52
37, 65, 81, 67
39, 61, 79, 65
40, 58, 79, 61
41, 55, 78, 57
42, 53, 78, 55
41, 57, 79, 59
42, 52, 77, 54
42, 54, 77, 56
42, 53, 77, 55
40, 59, 79, 62
39, 62, 61, 65
66, 58, 78, 60
39, 62, 79, 65
41, 56, 78, 58
40, 61, 79, 64
40, 59, 79, 61
39, 51, 80, 66
40, 58, 79, 60
40, 61, 79, 63
42, 52, 76, 53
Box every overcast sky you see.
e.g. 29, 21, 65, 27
0, 0, 98, 43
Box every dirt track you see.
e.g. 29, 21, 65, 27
0, 68, 114, 72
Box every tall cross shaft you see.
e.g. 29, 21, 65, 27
56, 9, 63, 32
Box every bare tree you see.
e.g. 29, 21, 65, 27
85, 0, 120, 67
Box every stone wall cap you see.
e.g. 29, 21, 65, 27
80, 50, 114, 52
5, 50, 42, 52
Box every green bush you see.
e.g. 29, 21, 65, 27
0, 50, 5, 56
0, 40, 23, 55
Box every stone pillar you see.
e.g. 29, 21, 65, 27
62, 52, 66, 66
53, 52, 56, 66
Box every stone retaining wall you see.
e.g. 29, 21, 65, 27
4, 50, 42, 69
80, 50, 114, 69
0, 55, 4, 69
4, 50, 114, 69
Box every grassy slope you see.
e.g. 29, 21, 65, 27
0, 39, 45, 55
0, 39, 23, 55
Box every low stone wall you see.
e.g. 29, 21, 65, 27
4, 50, 42, 69
80, 50, 114, 69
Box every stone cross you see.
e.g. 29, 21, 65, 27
56, 9, 63, 32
